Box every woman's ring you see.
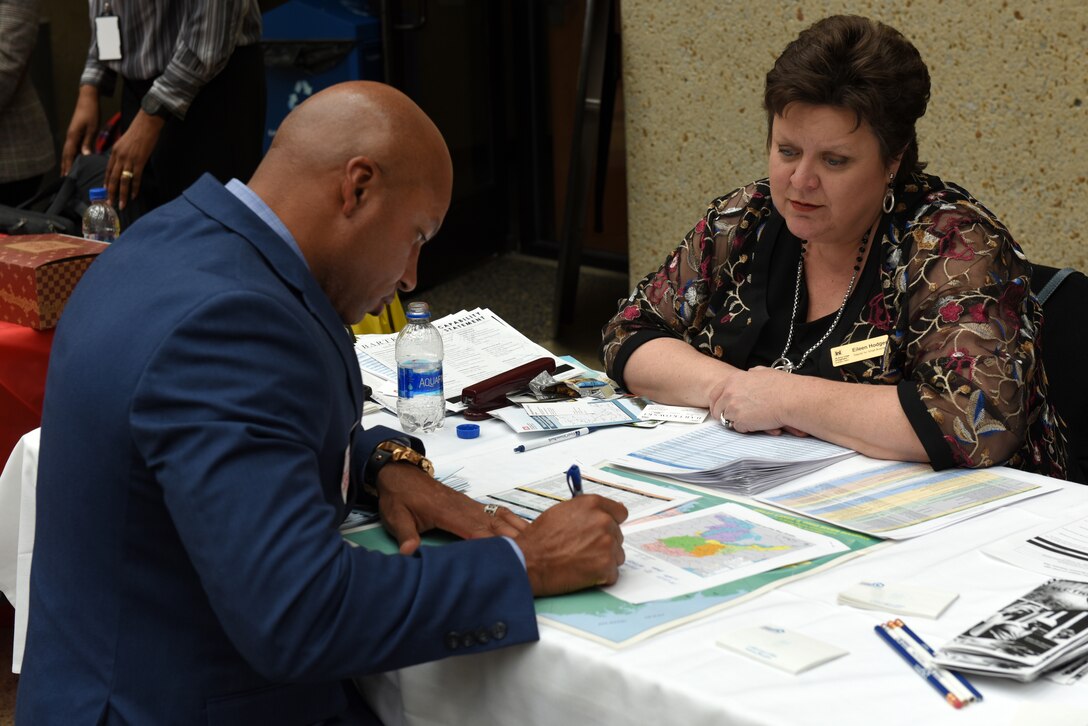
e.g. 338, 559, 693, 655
121, 170, 135, 180
483, 503, 499, 517
719, 413, 734, 430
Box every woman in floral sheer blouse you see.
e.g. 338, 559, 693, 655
600, 15, 1067, 478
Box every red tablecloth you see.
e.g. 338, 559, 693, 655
0, 321, 53, 464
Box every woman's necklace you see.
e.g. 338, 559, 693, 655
770, 231, 870, 373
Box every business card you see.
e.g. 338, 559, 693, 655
638, 404, 708, 424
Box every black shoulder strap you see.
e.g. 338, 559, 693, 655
1038, 267, 1076, 306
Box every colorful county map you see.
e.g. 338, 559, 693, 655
342, 469, 884, 648
627, 511, 814, 577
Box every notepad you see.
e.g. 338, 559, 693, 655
838, 581, 958, 619
718, 625, 848, 674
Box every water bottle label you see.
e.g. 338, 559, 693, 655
398, 365, 444, 398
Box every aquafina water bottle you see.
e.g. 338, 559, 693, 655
81, 187, 121, 242
395, 301, 445, 432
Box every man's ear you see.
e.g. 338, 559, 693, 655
340, 156, 379, 216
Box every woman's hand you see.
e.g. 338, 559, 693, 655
709, 366, 808, 436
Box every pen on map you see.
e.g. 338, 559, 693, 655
514, 427, 591, 453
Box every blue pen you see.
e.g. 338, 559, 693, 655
565, 465, 583, 497
896, 620, 983, 703
874, 624, 965, 709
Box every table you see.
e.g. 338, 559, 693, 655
353, 412, 1088, 726
0, 321, 52, 461
5, 413, 1088, 723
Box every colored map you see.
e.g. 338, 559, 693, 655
342, 469, 884, 648
627, 512, 812, 578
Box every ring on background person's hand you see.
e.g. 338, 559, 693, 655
121, 170, 135, 179
719, 412, 733, 430
483, 503, 499, 517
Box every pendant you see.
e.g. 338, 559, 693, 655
771, 357, 795, 373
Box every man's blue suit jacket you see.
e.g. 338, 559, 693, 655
17, 176, 538, 724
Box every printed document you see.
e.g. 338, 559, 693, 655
354, 308, 563, 410
605, 502, 847, 603
758, 459, 1060, 539
984, 508, 1088, 581
489, 398, 643, 432
610, 421, 855, 494
478, 464, 699, 522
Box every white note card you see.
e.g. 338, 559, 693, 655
837, 581, 958, 619
718, 625, 848, 675
638, 404, 708, 424
95, 16, 122, 61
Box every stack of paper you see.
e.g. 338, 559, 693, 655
837, 581, 958, 619
759, 460, 1059, 539
354, 308, 565, 413
935, 579, 1088, 682
609, 422, 855, 495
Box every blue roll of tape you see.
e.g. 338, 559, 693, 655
456, 423, 480, 439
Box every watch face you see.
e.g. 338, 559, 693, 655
141, 96, 167, 118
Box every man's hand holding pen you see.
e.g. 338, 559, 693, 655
516, 493, 628, 596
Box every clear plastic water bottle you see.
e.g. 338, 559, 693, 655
81, 187, 121, 242
396, 301, 445, 432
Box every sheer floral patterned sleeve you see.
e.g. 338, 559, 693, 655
893, 184, 1066, 475
600, 183, 767, 388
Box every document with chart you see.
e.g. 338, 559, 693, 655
478, 464, 699, 522
604, 503, 847, 603
757, 459, 1060, 539
609, 421, 855, 494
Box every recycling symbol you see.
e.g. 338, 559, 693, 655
288, 80, 314, 110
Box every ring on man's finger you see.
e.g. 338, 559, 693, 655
483, 503, 499, 517
121, 170, 135, 180
719, 412, 734, 430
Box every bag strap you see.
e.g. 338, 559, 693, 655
1037, 267, 1076, 306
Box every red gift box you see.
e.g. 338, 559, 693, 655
0, 234, 108, 330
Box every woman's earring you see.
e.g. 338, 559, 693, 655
882, 172, 896, 214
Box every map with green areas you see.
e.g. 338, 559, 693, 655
342, 468, 884, 648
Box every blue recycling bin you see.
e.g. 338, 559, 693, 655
261, 0, 383, 151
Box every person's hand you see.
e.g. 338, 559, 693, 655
106, 110, 166, 211
709, 366, 808, 436
515, 495, 628, 596
376, 462, 528, 555
61, 85, 101, 176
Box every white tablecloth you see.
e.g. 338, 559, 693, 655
5, 416, 1088, 724
0, 428, 39, 673
357, 413, 1088, 726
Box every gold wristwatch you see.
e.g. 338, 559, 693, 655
364, 440, 434, 497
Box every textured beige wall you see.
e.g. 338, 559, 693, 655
620, 1, 1088, 286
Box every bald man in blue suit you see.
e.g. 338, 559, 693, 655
17, 82, 627, 724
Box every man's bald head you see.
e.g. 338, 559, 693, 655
248, 81, 453, 324
258, 81, 450, 192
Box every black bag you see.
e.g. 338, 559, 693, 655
0, 154, 108, 235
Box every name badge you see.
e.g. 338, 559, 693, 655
95, 16, 122, 61
830, 335, 888, 367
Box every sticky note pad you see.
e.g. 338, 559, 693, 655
838, 581, 958, 619
718, 625, 848, 675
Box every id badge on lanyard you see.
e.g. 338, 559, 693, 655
95, 2, 122, 61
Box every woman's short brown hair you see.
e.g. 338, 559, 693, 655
764, 15, 931, 178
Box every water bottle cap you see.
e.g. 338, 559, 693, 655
405, 301, 431, 320
89, 187, 108, 201
456, 423, 480, 439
